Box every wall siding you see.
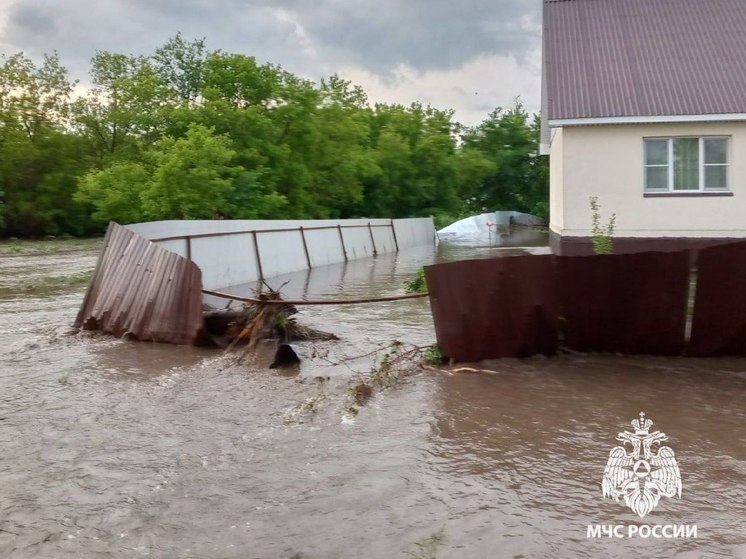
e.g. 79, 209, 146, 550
552, 121, 746, 238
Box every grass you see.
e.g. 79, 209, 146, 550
0, 237, 103, 258
404, 267, 428, 294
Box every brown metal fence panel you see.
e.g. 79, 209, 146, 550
688, 241, 746, 356
556, 251, 690, 355
75, 222, 205, 345
425, 255, 557, 361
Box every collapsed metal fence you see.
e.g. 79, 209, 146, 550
75, 223, 205, 345
75, 219, 435, 345
425, 242, 746, 361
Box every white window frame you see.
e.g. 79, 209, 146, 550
643, 136, 730, 193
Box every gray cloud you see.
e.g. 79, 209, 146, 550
289, 0, 540, 72
1, 0, 539, 75
8, 3, 57, 36
0, 0, 541, 123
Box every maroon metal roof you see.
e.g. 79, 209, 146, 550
544, 0, 746, 120
75, 222, 205, 345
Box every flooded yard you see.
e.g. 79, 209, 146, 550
0, 234, 744, 558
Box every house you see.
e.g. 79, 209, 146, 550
541, 0, 746, 255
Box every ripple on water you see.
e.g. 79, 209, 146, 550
1, 237, 745, 558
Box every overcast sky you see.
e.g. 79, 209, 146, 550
0, 0, 542, 126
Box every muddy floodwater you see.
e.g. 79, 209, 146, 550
1, 234, 745, 559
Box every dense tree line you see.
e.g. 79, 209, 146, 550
0, 35, 547, 238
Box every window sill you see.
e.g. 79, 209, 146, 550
643, 191, 733, 198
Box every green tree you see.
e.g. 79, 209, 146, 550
75, 162, 150, 224
140, 124, 237, 219
0, 52, 95, 236
152, 33, 208, 104
462, 101, 548, 219
361, 102, 492, 223
77, 124, 244, 222
74, 52, 167, 163
1, 38, 547, 238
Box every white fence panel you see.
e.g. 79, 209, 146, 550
255, 230, 309, 279
372, 225, 396, 253
341, 227, 374, 260
127, 217, 435, 290
155, 238, 188, 259
191, 233, 259, 290
305, 228, 346, 268
393, 218, 435, 249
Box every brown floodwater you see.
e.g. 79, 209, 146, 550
0, 234, 744, 559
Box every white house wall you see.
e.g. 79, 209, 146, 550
125, 218, 435, 291
549, 127, 564, 233
553, 121, 746, 238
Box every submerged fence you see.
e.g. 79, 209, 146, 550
127, 217, 435, 290
426, 242, 746, 361
76, 218, 436, 345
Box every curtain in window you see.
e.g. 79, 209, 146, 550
673, 138, 699, 190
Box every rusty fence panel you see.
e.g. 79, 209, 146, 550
425, 255, 557, 361
556, 251, 690, 355
688, 241, 746, 356
75, 222, 205, 345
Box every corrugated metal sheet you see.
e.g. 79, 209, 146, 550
544, 0, 746, 120
556, 251, 690, 355
688, 242, 746, 356
75, 222, 205, 345
425, 255, 557, 361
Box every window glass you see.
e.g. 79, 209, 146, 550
643, 136, 729, 192
646, 167, 668, 190
705, 166, 727, 190
644, 139, 668, 165
673, 138, 699, 190
704, 138, 727, 164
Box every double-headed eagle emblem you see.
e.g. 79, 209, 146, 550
602, 412, 682, 518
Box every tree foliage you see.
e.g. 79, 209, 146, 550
462, 103, 548, 219
0, 38, 548, 237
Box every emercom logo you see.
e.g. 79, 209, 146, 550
602, 411, 682, 518
588, 412, 697, 539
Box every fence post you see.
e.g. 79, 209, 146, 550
251, 230, 264, 281
299, 226, 312, 269
337, 224, 349, 261
368, 222, 378, 256
390, 219, 399, 252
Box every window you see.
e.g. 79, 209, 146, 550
644, 137, 729, 192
